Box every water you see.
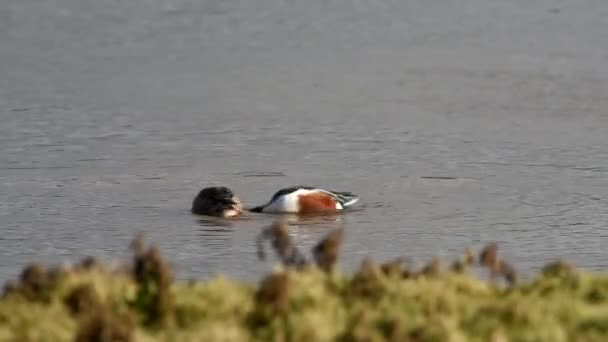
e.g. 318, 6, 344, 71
1, 0, 607, 283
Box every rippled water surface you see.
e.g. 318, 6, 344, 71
1, 0, 608, 282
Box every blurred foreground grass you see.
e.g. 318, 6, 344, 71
1, 223, 607, 341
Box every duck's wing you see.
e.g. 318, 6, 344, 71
315, 189, 360, 208
269, 186, 315, 201
250, 186, 315, 212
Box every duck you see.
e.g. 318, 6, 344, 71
191, 186, 243, 218
250, 186, 359, 214
192, 185, 359, 217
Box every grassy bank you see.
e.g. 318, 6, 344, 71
1, 224, 607, 341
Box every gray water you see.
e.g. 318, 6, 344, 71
1, 0, 608, 283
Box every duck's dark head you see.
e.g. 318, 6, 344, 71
192, 186, 243, 218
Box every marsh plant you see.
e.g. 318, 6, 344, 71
1, 221, 607, 341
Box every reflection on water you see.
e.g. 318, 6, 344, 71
196, 217, 236, 228
195, 211, 347, 229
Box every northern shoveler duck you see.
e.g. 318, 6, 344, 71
250, 186, 359, 214
191, 186, 243, 218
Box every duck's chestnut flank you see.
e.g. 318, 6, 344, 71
297, 192, 339, 213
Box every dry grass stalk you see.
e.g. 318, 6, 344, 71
256, 221, 308, 268
479, 242, 518, 286
131, 236, 174, 327
256, 273, 290, 314
75, 311, 134, 342
312, 228, 344, 272
65, 284, 102, 316
419, 257, 442, 277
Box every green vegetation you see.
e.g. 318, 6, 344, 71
1, 224, 607, 341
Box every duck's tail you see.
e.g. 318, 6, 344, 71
326, 190, 359, 208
